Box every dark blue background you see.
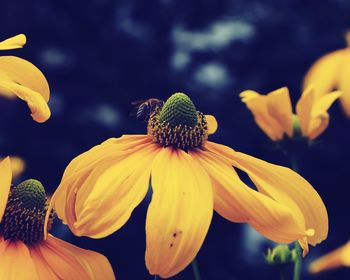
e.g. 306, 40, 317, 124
1, 0, 350, 279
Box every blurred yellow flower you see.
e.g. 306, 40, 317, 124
0, 157, 115, 280
304, 32, 350, 117
309, 241, 350, 274
240, 87, 340, 141
47, 93, 328, 278
0, 34, 50, 122
8, 156, 25, 178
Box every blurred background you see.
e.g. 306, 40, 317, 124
1, 0, 350, 279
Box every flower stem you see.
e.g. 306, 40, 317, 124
290, 155, 302, 280
191, 258, 202, 280
293, 241, 302, 280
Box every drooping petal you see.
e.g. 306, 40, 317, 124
309, 241, 350, 274
303, 49, 347, 98
0, 239, 37, 280
338, 57, 350, 117
146, 148, 213, 278
0, 34, 26, 50
45, 135, 153, 237
296, 86, 314, 137
73, 143, 160, 238
0, 56, 50, 122
240, 90, 285, 140
0, 81, 50, 123
31, 235, 115, 280
33, 235, 115, 280
206, 141, 328, 247
205, 115, 218, 134
193, 149, 306, 244
0, 157, 12, 222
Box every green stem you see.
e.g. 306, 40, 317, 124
293, 241, 302, 280
290, 156, 302, 280
191, 258, 201, 280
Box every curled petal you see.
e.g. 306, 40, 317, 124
146, 148, 213, 278
73, 143, 160, 238
0, 56, 50, 122
0, 157, 12, 222
47, 135, 157, 238
0, 34, 26, 50
205, 115, 218, 134
0, 239, 37, 279
206, 141, 328, 247
240, 90, 286, 140
0, 82, 50, 122
309, 241, 350, 274
193, 149, 305, 244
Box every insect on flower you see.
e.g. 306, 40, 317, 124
131, 98, 164, 122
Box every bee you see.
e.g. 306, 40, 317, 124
131, 98, 164, 122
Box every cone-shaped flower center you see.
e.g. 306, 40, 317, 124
159, 93, 198, 128
11, 179, 46, 210
0, 179, 55, 244
148, 93, 209, 150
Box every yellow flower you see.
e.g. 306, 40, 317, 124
47, 92, 328, 278
0, 157, 115, 280
240, 87, 340, 141
0, 34, 50, 123
309, 241, 350, 274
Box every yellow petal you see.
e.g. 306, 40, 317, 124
309, 241, 350, 274
0, 80, 50, 123
0, 157, 12, 222
296, 86, 314, 137
265, 87, 293, 137
307, 91, 341, 139
33, 235, 115, 280
73, 143, 160, 238
205, 115, 218, 134
338, 57, 350, 117
0, 34, 26, 50
47, 135, 156, 238
303, 49, 346, 98
36, 235, 100, 280
206, 141, 328, 246
30, 246, 58, 280
0, 239, 37, 280
0, 56, 50, 122
240, 90, 285, 140
0, 56, 50, 102
194, 148, 305, 244
146, 148, 213, 278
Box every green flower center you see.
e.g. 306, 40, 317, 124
148, 93, 208, 150
159, 93, 198, 128
11, 179, 46, 210
0, 179, 55, 245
